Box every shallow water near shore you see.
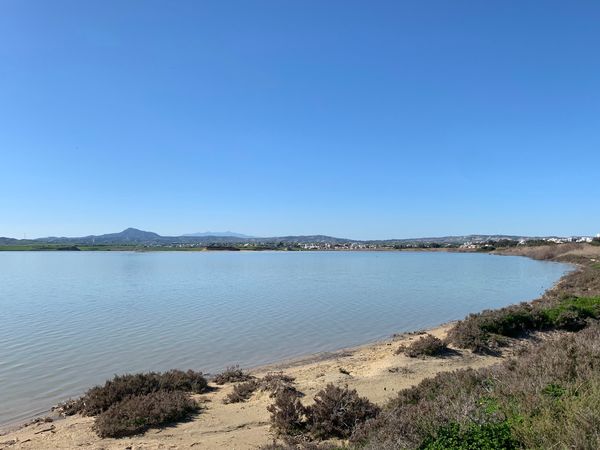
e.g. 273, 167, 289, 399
0, 251, 569, 427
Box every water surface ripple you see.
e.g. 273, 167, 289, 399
0, 251, 569, 426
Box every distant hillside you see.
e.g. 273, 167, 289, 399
0, 228, 587, 247
18, 229, 354, 246
183, 231, 253, 238
40, 228, 163, 245
0, 237, 24, 245
266, 235, 352, 244
372, 234, 536, 245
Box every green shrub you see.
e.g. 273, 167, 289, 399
553, 309, 587, 331
93, 390, 199, 437
447, 297, 600, 352
476, 303, 539, 336
543, 296, 600, 325
420, 422, 518, 450
75, 370, 207, 415
542, 383, 566, 399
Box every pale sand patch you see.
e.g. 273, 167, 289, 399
0, 323, 506, 450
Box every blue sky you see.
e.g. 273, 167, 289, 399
1, 1, 599, 239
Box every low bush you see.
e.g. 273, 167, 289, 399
72, 370, 207, 416
224, 379, 261, 404
444, 318, 493, 354
214, 365, 254, 385
268, 388, 307, 436
224, 372, 300, 404
398, 334, 447, 357
261, 372, 298, 398
306, 384, 380, 439
420, 421, 518, 450
474, 303, 540, 336
447, 297, 600, 352
542, 296, 600, 325
94, 390, 198, 438
268, 383, 379, 440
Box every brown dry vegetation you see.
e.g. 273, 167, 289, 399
57, 370, 208, 437
224, 372, 300, 404
396, 334, 448, 357
213, 365, 255, 385
94, 391, 199, 438
268, 384, 379, 441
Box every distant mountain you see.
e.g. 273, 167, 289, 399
39, 228, 163, 245
9, 228, 354, 246
183, 231, 253, 238
0, 229, 586, 247
0, 237, 22, 245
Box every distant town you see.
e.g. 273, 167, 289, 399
0, 228, 598, 251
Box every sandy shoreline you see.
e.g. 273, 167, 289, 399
0, 322, 509, 449
1, 244, 595, 449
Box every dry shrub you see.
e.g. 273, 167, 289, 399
548, 266, 600, 299
307, 384, 380, 439
224, 379, 261, 404
261, 372, 298, 398
94, 390, 198, 438
445, 317, 494, 354
268, 388, 307, 436
214, 365, 254, 385
224, 371, 300, 404
260, 440, 338, 449
73, 370, 207, 416
262, 372, 295, 389
496, 243, 581, 261
268, 384, 379, 440
398, 334, 447, 357
55, 398, 83, 416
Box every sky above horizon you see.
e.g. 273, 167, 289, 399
1, 1, 599, 240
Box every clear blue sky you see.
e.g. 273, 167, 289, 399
1, 1, 599, 239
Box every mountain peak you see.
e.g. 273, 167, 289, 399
119, 228, 160, 237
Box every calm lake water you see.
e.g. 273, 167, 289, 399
0, 251, 570, 426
